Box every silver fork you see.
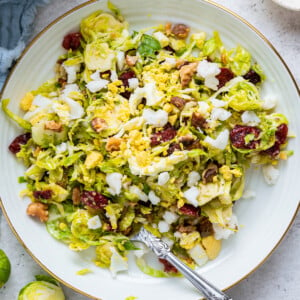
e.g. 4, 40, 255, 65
132, 227, 232, 300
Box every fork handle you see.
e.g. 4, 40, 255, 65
165, 252, 232, 300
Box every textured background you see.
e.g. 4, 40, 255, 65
0, 0, 299, 299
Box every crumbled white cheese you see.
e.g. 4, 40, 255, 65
262, 95, 277, 110
148, 191, 161, 205
188, 244, 208, 266
56, 142, 67, 154
187, 171, 201, 187
153, 31, 169, 48
86, 79, 109, 93
213, 214, 238, 240
162, 237, 174, 248
116, 51, 125, 70
183, 186, 200, 207
128, 78, 139, 90
158, 172, 170, 185
63, 97, 84, 120
262, 164, 280, 185
129, 185, 148, 202
87, 215, 102, 230
110, 70, 118, 82
241, 189, 256, 199
142, 108, 168, 128
210, 107, 232, 121
144, 82, 163, 106
32, 95, 52, 107
174, 231, 182, 239
158, 220, 170, 233
198, 101, 210, 118
90, 70, 101, 81
241, 111, 260, 125
63, 64, 80, 84
109, 246, 128, 278
163, 211, 179, 224
205, 76, 219, 91
210, 98, 227, 108
204, 129, 229, 150
106, 172, 123, 196
163, 57, 177, 68
133, 242, 149, 258
197, 60, 220, 78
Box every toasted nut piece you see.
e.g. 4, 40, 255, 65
179, 62, 198, 87
170, 96, 186, 110
191, 112, 207, 129
72, 187, 81, 205
26, 202, 49, 222
165, 22, 172, 36
91, 118, 107, 133
106, 137, 122, 152
201, 235, 222, 260
176, 59, 189, 69
172, 23, 190, 39
125, 55, 138, 67
44, 120, 62, 132
202, 163, 218, 184
179, 135, 196, 147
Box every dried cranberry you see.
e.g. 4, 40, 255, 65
119, 71, 136, 87
62, 32, 82, 50
179, 204, 200, 216
191, 112, 206, 129
216, 68, 234, 89
167, 143, 181, 155
275, 123, 288, 145
198, 217, 214, 237
81, 190, 109, 209
33, 190, 53, 200
243, 69, 261, 84
8, 133, 31, 154
120, 91, 131, 100
150, 124, 177, 146
159, 258, 178, 273
230, 125, 261, 149
261, 142, 280, 157
163, 45, 175, 53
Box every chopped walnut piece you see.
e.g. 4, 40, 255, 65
125, 55, 138, 67
44, 120, 62, 132
191, 112, 207, 129
202, 163, 219, 184
170, 96, 186, 110
106, 137, 122, 152
176, 59, 189, 69
72, 187, 81, 205
179, 62, 198, 87
171, 23, 190, 39
26, 202, 49, 222
91, 118, 107, 133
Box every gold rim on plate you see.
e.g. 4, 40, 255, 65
0, 0, 299, 299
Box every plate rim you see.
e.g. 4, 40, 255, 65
0, 0, 299, 298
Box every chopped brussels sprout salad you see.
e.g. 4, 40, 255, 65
2, 3, 291, 277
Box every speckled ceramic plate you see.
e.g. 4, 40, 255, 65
0, 0, 299, 299
272, 0, 300, 11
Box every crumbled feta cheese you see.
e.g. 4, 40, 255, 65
148, 191, 161, 205
56, 142, 67, 154
187, 171, 201, 187
106, 172, 123, 195
116, 51, 125, 70
32, 95, 52, 107
197, 60, 220, 78
158, 172, 170, 185
158, 220, 170, 233
87, 215, 102, 230
129, 185, 148, 202
163, 57, 177, 68
211, 107, 232, 121
86, 79, 109, 93
144, 82, 163, 106
204, 129, 229, 150
210, 98, 227, 108
213, 214, 238, 240
142, 108, 168, 128
90, 70, 101, 81
163, 211, 179, 224
110, 70, 118, 82
174, 231, 182, 239
205, 76, 219, 91
183, 186, 200, 207
62, 83, 80, 96
188, 244, 208, 266
63, 97, 84, 120
262, 95, 277, 110
128, 78, 139, 89
262, 164, 280, 185
63, 64, 80, 84
198, 101, 210, 118
153, 31, 169, 47
109, 246, 128, 278
241, 111, 260, 125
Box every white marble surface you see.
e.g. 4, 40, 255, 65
0, 0, 299, 299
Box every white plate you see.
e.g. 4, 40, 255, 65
272, 0, 300, 11
0, 0, 299, 299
